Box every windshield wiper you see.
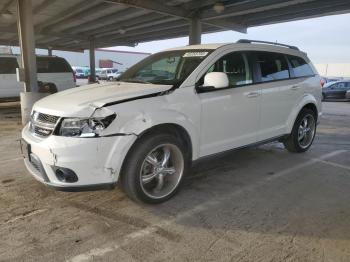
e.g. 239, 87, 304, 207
121, 78, 152, 84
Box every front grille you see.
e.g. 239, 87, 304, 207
36, 113, 59, 124
30, 111, 60, 138
34, 125, 53, 136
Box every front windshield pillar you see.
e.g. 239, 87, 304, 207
189, 17, 202, 45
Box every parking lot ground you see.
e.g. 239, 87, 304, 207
0, 102, 349, 262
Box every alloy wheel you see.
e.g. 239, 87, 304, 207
139, 144, 184, 199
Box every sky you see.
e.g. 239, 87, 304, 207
106, 13, 350, 64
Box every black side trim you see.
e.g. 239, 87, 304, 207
48, 183, 116, 192
103, 91, 165, 107
192, 134, 288, 167
196, 75, 315, 94
101, 133, 135, 137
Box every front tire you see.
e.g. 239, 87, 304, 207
120, 133, 189, 204
283, 108, 317, 153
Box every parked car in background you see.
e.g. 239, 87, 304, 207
0, 54, 75, 99
96, 68, 120, 80
72, 66, 90, 78
22, 40, 321, 203
346, 90, 350, 100
95, 68, 103, 79
74, 68, 85, 78
322, 81, 350, 100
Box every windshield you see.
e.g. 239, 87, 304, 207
119, 50, 213, 86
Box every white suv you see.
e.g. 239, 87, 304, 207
22, 40, 322, 203
0, 55, 75, 99
97, 68, 120, 81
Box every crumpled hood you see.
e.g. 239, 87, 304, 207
33, 82, 172, 117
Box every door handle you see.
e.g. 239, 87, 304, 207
290, 85, 300, 90
246, 91, 260, 98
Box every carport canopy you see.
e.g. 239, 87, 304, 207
1, 0, 350, 124
1, 0, 350, 51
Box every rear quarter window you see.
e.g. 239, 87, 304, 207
0, 57, 18, 74
37, 57, 73, 73
287, 55, 314, 77
255, 52, 290, 82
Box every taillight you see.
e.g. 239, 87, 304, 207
320, 78, 325, 88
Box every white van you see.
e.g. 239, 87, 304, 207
0, 55, 75, 99
22, 40, 322, 203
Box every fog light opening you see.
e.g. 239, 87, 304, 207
54, 167, 78, 183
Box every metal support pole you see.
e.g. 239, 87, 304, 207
48, 48, 52, 56
89, 38, 96, 83
17, 0, 47, 125
17, 0, 37, 92
189, 17, 202, 45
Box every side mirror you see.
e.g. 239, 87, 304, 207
203, 72, 229, 89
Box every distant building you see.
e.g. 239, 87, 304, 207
6, 46, 150, 71
315, 63, 350, 78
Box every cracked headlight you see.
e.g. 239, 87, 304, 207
58, 114, 116, 137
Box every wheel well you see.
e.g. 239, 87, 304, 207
302, 103, 318, 121
38, 82, 57, 94
137, 124, 193, 160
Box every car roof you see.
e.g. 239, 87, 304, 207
165, 42, 307, 58
324, 80, 350, 86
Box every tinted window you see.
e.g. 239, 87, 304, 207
336, 82, 346, 89
288, 55, 314, 77
0, 57, 18, 74
37, 57, 72, 73
346, 82, 350, 88
203, 52, 253, 87
256, 52, 289, 82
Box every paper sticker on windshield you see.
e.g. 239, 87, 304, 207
183, 52, 208, 58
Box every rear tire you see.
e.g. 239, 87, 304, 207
120, 133, 189, 204
283, 108, 317, 153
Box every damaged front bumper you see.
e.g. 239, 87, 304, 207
21, 124, 137, 191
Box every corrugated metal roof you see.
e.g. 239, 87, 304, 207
0, 0, 349, 51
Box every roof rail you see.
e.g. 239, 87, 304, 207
236, 39, 299, 51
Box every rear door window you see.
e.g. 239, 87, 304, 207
37, 57, 72, 73
255, 52, 289, 82
336, 82, 346, 90
0, 57, 18, 74
287, 55, 314, 77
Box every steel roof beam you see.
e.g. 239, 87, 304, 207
246, 2, 350, 26
201, 0, 316, 21
236, 0, 350, 23
59, 7, 141, 34
37, 0, 101, 32
81, 12, 167, 37
95, 16, 182, 38
0, 0, 13, 13
42, 2, 117, 32
104, 0, 247, 33
0, 27, 90, 41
